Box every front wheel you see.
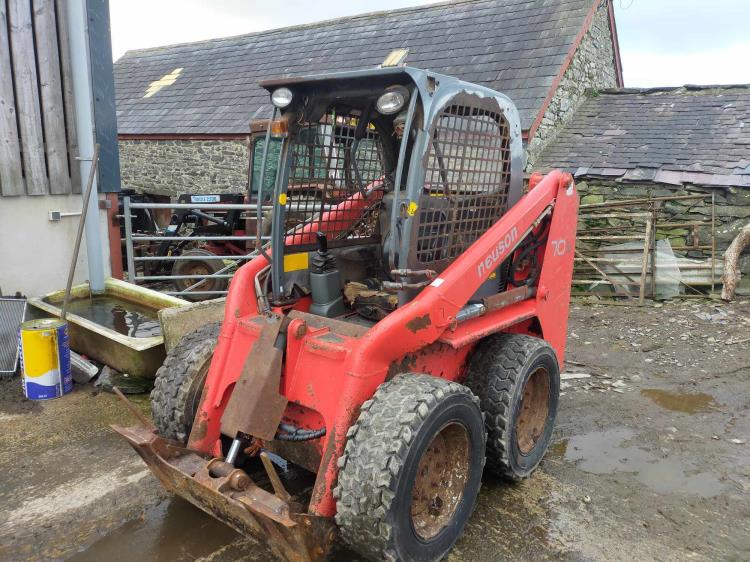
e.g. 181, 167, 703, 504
465, 332, 560, 480
335, 374, 486, 562
150, 323, 219, 442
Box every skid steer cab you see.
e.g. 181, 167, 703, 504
114, 65, 578, 562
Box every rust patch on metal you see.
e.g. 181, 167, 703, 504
386, 354, 417, 380
113, 423, 335, 562
516, 367, 551, 454
309, 423, 338, 510
410, 422, 470, 540
189, 416, 209, 443
406, 313, 432, 333
221, 315, 288, 440
482, 285, 532, 312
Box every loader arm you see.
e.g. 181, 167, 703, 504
349, 169, 577, 376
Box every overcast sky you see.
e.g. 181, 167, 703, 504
109, 0, 750, 88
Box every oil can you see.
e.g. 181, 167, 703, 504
19, 318, 72, 400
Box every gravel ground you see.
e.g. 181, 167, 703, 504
0, 299, 748, 562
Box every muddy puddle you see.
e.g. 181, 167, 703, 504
565, 428, 725, 497
640, 388, 718, 413
69, 497, 240, 562
64, 296, 162, 338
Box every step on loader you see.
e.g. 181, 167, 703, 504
114, 65, 578, 562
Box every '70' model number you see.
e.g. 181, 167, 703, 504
551, 239, 570, 256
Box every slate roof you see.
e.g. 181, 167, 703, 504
114, 0, 597, 135
536, 85, 750, 188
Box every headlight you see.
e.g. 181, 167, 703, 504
376, 85, 410, 115
271, 87, 293, 108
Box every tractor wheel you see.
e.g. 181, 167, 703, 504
150, 322, 220, 443
172, 248, 228, 301
464, 333, 560, 481
335, 374, 486, 562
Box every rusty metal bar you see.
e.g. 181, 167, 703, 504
260, 452, 292, 502
580, 193, 708, 209
578, 235, 646, 241
578, 212, 651, 219
112, 386, 156, 430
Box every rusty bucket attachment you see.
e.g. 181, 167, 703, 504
111, 394, 335, 562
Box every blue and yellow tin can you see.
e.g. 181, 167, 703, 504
19, 319, 72, 400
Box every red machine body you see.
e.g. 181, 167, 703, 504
188, 169, 577, 518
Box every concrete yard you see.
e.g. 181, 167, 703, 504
1, 300, 748, 562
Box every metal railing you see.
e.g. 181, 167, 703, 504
122, 197, 268, 298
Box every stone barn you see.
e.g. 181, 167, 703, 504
536, 85, 750, 291
113, 0, 622, 196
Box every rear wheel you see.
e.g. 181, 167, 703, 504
335, 374, 486, 562
465, 332, 560, 480
171, 248, 228, 301
151, 322, 220, 443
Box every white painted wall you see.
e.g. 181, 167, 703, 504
0, 193, 111, 297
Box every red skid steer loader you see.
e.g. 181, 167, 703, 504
114, 66, 577, 562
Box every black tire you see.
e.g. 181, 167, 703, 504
172, 248, 228, 302
465, 332, 560, 481
334, 374, 486, 562
150, 322, 220, 442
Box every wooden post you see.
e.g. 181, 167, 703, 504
0, 1, 25, 196
639, 216, 653, 304
649, 204, 657, 298
9, 0, 50, 195
711, 192, 716, 295
33, 0, 72, 194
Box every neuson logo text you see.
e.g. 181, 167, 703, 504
477, 227, 518, 279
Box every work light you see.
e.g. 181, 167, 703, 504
271, 87, 293, 108
376, 85, 410, 115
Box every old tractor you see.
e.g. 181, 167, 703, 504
114, 65, 577, 562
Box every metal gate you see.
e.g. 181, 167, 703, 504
121, 198, 267, 298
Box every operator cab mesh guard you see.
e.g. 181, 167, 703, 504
252, 67, 524, 310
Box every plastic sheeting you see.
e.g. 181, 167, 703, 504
588, 240, 682, 299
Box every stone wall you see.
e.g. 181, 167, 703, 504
577, 180, 750, 282
526, 5, 618, 167
119, 139, 249, 197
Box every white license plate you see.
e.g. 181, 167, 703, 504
190, 195, 220, 203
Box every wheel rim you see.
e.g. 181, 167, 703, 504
515, 367, 551, 454
174, 260, 220, 292
410, 422, 470, 541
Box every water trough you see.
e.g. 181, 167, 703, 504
28, 278, 188, 378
